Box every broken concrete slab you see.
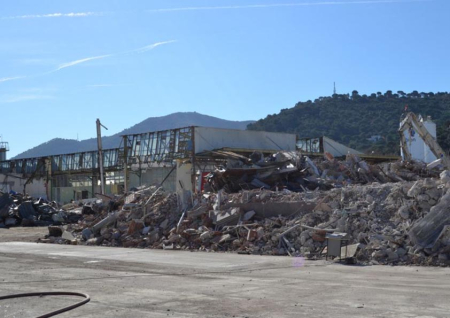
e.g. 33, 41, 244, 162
242, 210, 256, 221
210, 208, 241, 226
409, 191, 450, 248
92, 212, 118, 233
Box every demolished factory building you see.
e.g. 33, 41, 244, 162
0, 126, 300, 203
4, 124, 450, 266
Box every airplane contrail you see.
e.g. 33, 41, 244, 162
131, 40, 177, 54
0, 0, 432, 20
0, 76, 26, 83
1, 41, 176, 82
56, 54, 112, 71
55, 41, 176, 71
1, 12, 100, 20
145, 0, 432, 13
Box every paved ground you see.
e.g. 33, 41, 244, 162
0, 238, 449, 318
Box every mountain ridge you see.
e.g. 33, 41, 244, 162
13, 112, 255, 159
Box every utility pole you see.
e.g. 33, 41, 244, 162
123, 135, 129, 194
96, 119, 108, 195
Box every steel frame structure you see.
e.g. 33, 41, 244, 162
123, 126, 193, 163
0, 127, 195, 178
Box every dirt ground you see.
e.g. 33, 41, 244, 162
0, 226, 47, 242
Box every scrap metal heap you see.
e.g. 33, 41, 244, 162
38, 152, 450, 266
0, 192, 82, 227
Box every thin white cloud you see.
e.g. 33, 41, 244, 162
0, 0, 429, 20
126, 40, 177, 54
0, 76, 26, 83
55, 41, 176, 72
146, 0, 431, 13
87, 84, 131, 88
0, 40, 176, 82
0, 94, 55, 103
56, 54, 111, 71
2, 12, 100, 20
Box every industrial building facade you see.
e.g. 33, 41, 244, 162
0, 127, 296, 203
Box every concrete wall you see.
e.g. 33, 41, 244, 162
54, 187, 82, 204
225, 201, 315, 218
0, 173, 47, 198
52, 184, 121, 204
130, 167, 176, 192
176, 161, 193, 210
0, 166, 177, 203
401, 117, 437, 163
423, 119, 438, 163
176, 162, 193, 192
194, 127, 296, 153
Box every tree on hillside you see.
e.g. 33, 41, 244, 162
351, 90, 360, 100
247, 91, 450, 155
410, 91, 420, 98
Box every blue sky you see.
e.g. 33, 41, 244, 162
1, 0, 448, 157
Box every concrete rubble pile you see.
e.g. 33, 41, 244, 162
41, 164, 450, 266
0, 191, 82, 228
205, 151, 438, 193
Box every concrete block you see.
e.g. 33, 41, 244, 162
62, 231, 75, 241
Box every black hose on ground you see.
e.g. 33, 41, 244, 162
0, 291, 90, 318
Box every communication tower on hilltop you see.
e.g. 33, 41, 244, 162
333, 82, 336, 95
0, 136, 9, 161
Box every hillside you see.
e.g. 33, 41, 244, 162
120, 112, 253, 136
14, 112, 254, 159
248, 91, 450, 155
